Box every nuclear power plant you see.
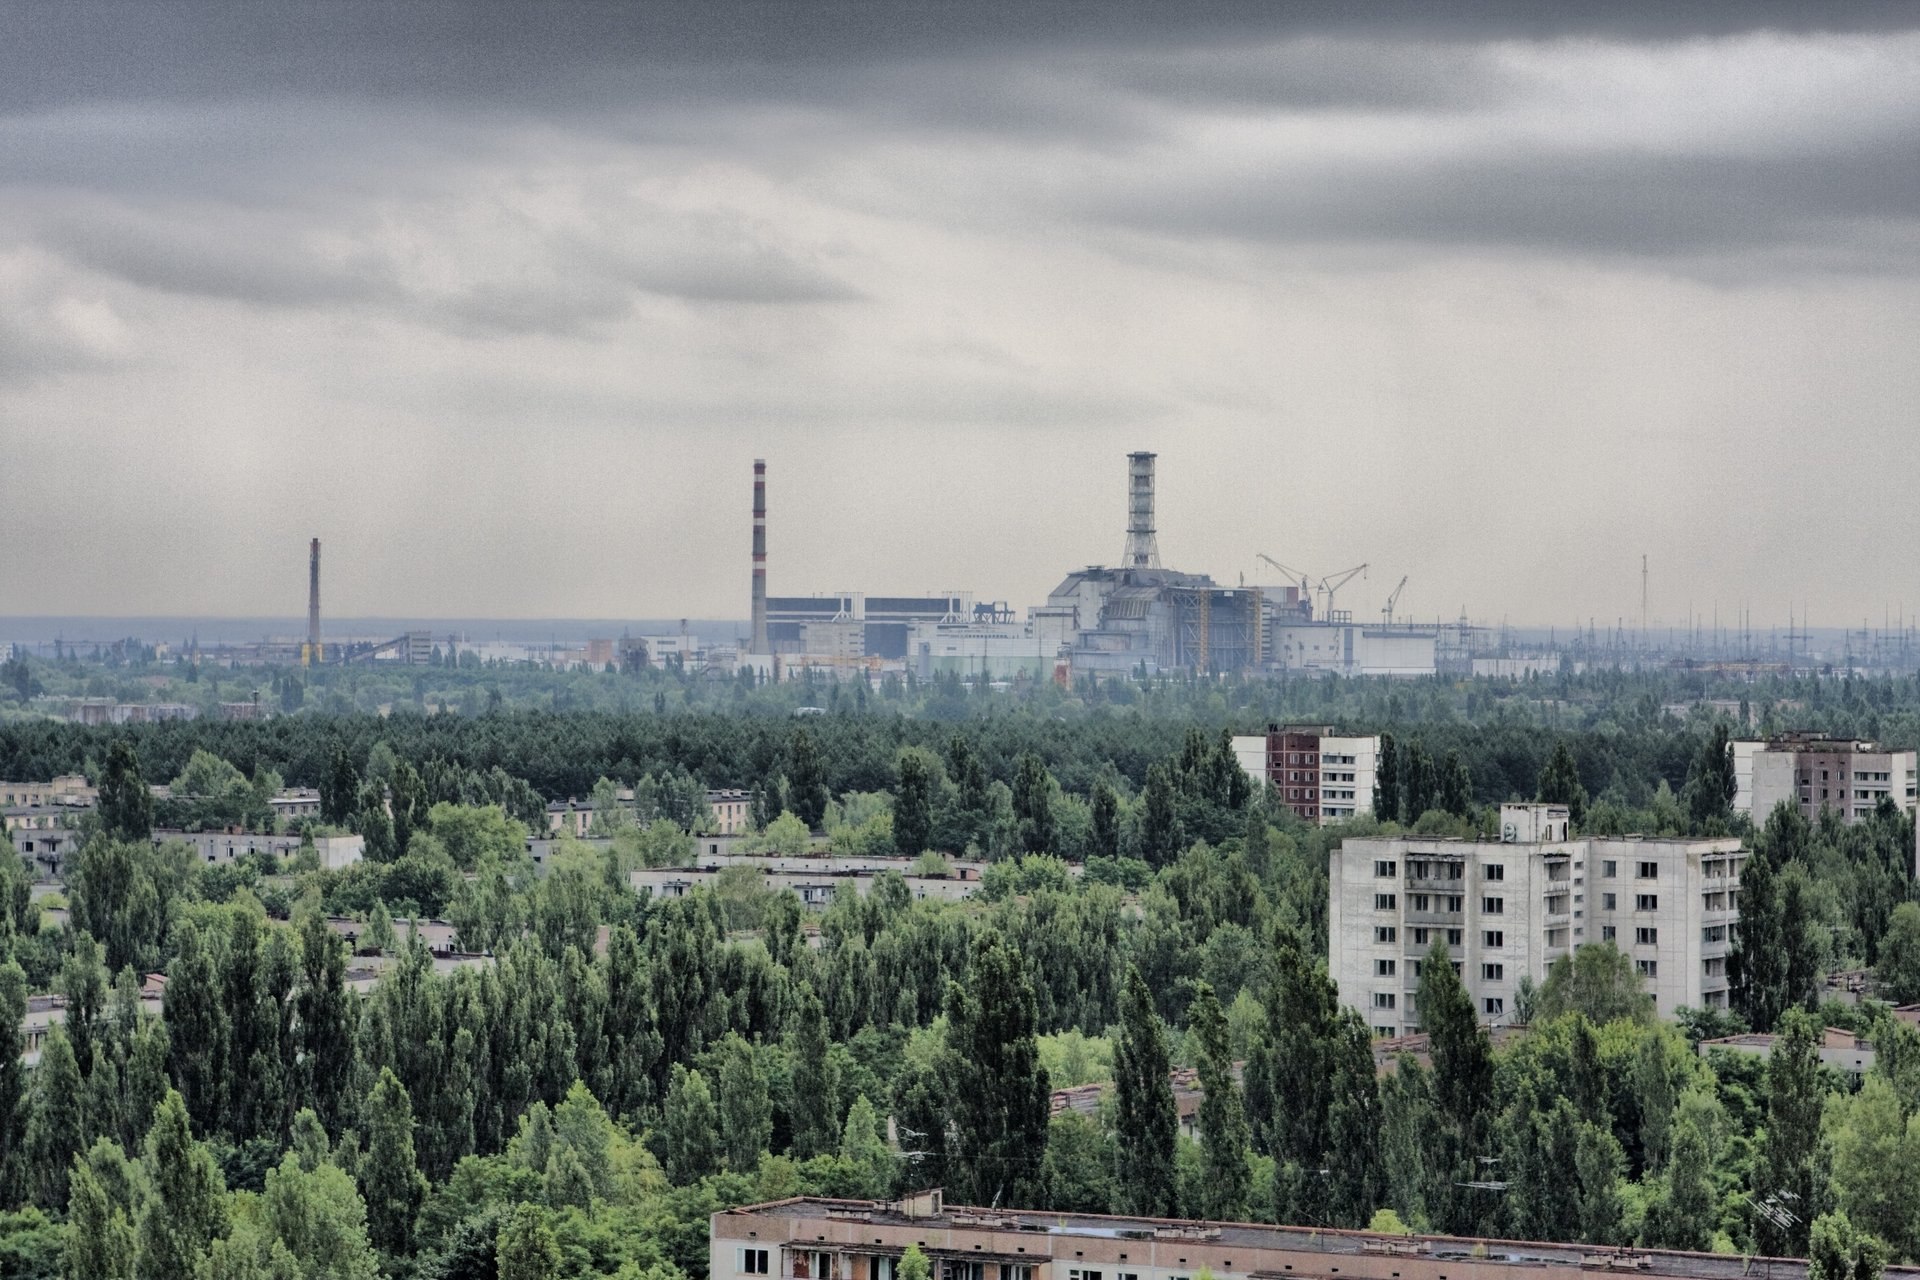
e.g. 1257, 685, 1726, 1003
742, 450, 1464, 682
251, 449, 1458, 681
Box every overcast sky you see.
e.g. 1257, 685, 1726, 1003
3, 2, 1917, 630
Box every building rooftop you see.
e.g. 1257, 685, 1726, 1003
719, 1197, 1883, 1280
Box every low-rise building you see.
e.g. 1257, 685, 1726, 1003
712, 1195, 1869, 1280
0, 776, 96, 809
1231, 724, 1378, 824
1330, 804, 1744, 1033
161, 829, 364, 871
1698, 1026, 1877, 1076
709, 789, 752, 835
637, 859, 983, 909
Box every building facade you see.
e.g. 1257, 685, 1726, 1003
712, 1195, 1860, 1280
1329, 804, 1744, 1034
1737, 733, 1918, 828
1231, 725, 1378, 825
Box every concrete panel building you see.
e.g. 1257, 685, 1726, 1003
1329, 804, 1744, 1034
712, 1196, 1868, 1280
1736, 733, 1918, 827
1231, 725, 1378, 825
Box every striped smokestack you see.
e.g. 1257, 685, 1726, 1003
750, 460, 769, 654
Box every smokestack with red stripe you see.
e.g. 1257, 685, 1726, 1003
750, 460, 770, 654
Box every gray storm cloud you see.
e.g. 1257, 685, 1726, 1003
0, 2, 1916, 626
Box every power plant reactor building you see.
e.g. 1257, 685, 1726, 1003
744, 451, 1451, 681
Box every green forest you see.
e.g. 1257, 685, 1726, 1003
0, 669, 1919, 1279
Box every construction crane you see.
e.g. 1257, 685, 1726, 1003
1382, 575, 1408, 625
1256, 554, 1312, 601
1258, 554, 1369, 622
1319, 563, 1369, 622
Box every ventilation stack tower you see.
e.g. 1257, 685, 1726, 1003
305, 538, 323, 666
750, 460, 770, 654
1123, 451, 1161, 570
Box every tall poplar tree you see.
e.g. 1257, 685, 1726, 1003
945, 934, 1050, 1209
1011, 754, 1056, 855
139, 1091, 228, 1280
359, 1069, 426, 1260
788, 984, 840, 1160
1114, 965, 1178, 1217
1753, 1011, 1826, 1258
98, 741, 153, 843
1189, 981, 1250, 1221
295, 911, 354, 1135
894, 750, 935, 858
1375, 732, 1401, 822
0, 959, 27, 1204
24, 1027, 84, 1209
787, 728, 830, 829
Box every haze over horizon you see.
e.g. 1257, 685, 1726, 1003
4, 2, 1917, 629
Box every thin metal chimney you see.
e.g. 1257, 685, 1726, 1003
1123, 451, 1160, 569
306, 538, 322, 665
750, 460, 770, 654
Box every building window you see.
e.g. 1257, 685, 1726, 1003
1373, 992, 1396, 1009
1482, 896, 1505, 914
1447, 928, 1463, 946
1483, 863, 1506, 881
1375, 893, 1397, 911
1602, 860, 1617, 878
1446, 895, 1464, 912
1484, 997, 1505, 1016
1635, 927, 1658, 946
1636, 959, 1658, 978
1636, 894, 1659, 911
1375, 926, 1398, 944
1374, 1026, 1396, 1039
740, 1251, 770, 1276
1602, 925, 1617, 942
1411, 894, 1431, 912
1637, 861, 1659, 879
1702, 924, 1727, 943
1375, 860, 1397, 878
1602, 893, 1617, 910
1411, 927, 1430, 945
1482, 962, 1504, 981
1483, 930, 1504, 948
1375, 959, 1396, 977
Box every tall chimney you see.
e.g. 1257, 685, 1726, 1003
1123, 451, 1160, 570
307, 538, 322, 664
750, 460, 770, 654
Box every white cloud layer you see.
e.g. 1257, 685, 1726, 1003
1, 4, 1916, 628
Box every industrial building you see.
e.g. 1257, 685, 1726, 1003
1231, 725, 1379, 825
737, 450, 1449, 680
712, 1194, 1864, 1280
1734, 732, 1918, 829
1329, 804, 1745, 1034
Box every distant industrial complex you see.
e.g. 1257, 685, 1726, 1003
12, 448, 1917, 684
736, 451, 1471, 683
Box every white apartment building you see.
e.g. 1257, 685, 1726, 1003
1330, 804, 1744, 1035
1736, 733, 1918, 828
1231, 725, 1378, 826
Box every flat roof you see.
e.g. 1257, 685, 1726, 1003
720, 1198, 1895, 1280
